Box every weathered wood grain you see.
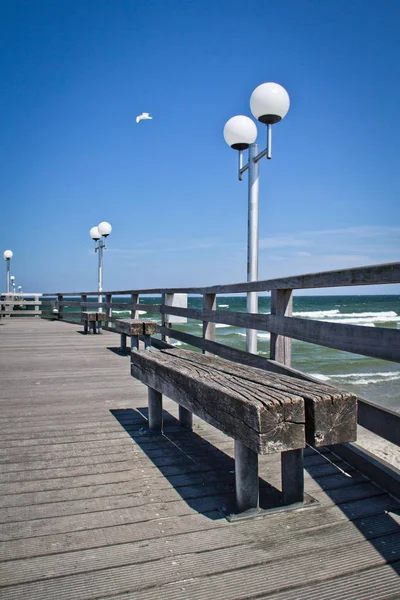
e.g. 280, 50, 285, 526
158, 305, 400, 363
81, 311, 98, 322
1, 318, 399, 600
131, 349, 306, 453
161, 348, 357, 446
114, 319, 144, 336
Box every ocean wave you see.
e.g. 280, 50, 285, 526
293, 309, 399, 327
236, 332, 271, 339
294, 309, 398, 319
308, 371, 400, 386
321, 318, 376, 327
112, 309, 147, 315
218, 304, 229, 308
293, 309, 341, 318
197, 323, 230, 328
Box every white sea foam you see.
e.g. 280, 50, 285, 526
293, 309, 341, 318
293, 309, 399, 327
218, 304, 229, 308
112, 309, 147, 315
172, 341, 183, 346
236, 332, 271, 339
308, 371, 400, 386
307, 373, 331, 382
197, 323, 230, 328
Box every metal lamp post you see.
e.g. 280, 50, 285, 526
89, 222, 112, 311
223, 82, 290, 354
10, 276, 15, 293
3, 250, 13, 293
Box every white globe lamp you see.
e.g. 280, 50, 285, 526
98, 221, 112, 237
90, 226, 101, 241
3, 250, 13, 260
250, 82, 290, 124
223, 115, 257, 150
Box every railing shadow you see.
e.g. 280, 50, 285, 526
110, 407, 285, 520
305, 448, 400, 575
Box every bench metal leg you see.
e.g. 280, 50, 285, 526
148, 387, 163, 431
234, 440, 259, 512
131, 335, 139, 352
179, 405, 193, 430
281, 448, 304, 505
91, 321, 96, 334
83, 322, 88, 335
120, 333, 127, 352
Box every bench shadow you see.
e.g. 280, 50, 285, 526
305, 447, 400, 576
107, 347, 130, 356
110, 407, 286, 520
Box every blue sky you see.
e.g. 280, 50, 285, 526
1, 0, 399, 294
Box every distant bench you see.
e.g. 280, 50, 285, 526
129, 322, 357, 517
114, 319, 157, 352
82, 311, 106, 334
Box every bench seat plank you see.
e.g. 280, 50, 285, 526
81, 312, 98, 322
161, 349, 357, 447
131, 349, 306, 454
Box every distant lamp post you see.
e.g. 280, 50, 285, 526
224, 82, 290, 354
3, 250, 13, 293
89, 221, 112, 310
10, 276, 16, 293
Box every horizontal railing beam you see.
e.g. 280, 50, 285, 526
160, 305, 400, 363
41, 261, 400, 297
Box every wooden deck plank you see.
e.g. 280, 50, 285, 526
0, 318, 399, 600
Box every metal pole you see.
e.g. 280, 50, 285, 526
246, 143, 259, 354
6, 261, 10, 293
267, 124, 272, 159
98, 241, 103, 311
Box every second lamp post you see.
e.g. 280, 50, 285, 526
89, 221, 112, 311
224, 82, 290, 354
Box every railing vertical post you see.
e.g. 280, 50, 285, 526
161, 293, 171, 344
105, 293, 112, 327
131, 293, 139, 320
270, 289, 293, 364
58, 295, 64, 321
270, 288, 303, 505
34, 295, 41, 318
81, 294, 87, 325
203, 293, 216, 356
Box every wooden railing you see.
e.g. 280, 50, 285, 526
40, 261, 400, 489
0, 293, 42, 317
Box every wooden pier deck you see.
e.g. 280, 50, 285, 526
0, 318, 399, 599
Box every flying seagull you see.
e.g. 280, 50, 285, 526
136, 112, 153, 123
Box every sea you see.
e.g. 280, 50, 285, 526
104, 293, 400, 413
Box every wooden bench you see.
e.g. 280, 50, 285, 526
130, 332, 357, 518
82, 311, 106, 334
114, 319, 157, 351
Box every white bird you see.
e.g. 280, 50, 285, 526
136, 112, 153, 123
